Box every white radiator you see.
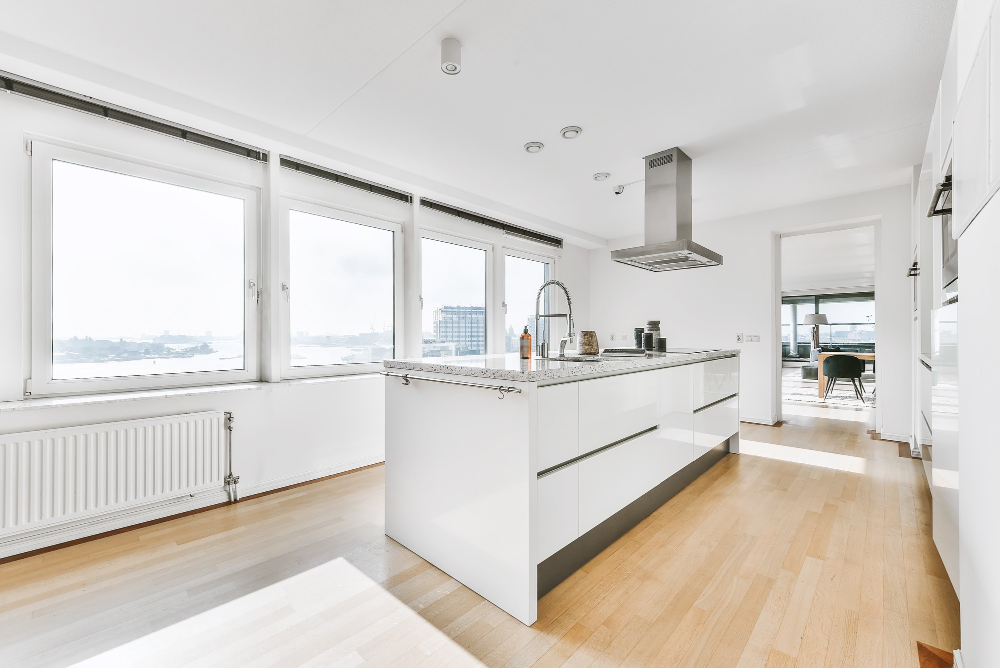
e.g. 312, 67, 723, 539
0, 411, 229, 537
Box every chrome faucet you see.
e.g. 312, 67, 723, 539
534, 280, 575, 358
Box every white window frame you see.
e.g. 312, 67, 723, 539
279, 197, 404, 378
500, 247, 557, 352
29, 140, 260, 396
419, 228, 495, 355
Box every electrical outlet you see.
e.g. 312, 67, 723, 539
748, 334, 761, 343
736, 333, 744, 343
609, 332, 616, 341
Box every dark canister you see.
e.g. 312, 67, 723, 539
643, 332, 655, 350
634, 327, 645, 349
656, 337, 667, 352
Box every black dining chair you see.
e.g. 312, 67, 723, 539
823, 355, 867, 403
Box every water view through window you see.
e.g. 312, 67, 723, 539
51, 160, 245, 379
288, 209, 394, 366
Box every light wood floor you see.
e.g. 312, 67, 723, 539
0, 407, 959, 667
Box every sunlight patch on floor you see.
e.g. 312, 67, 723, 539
783, 401, 872, 423
69, 557, 485, 668
740, 439, 868, 474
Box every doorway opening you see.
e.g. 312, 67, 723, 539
777, 223, 877, 421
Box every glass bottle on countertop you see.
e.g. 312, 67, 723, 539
520, 326, 532, 359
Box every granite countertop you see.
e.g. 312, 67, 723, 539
383, 349, 738, 383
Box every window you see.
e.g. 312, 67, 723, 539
504, 253, 551, 353
781, 293, 875, 352
281, 199, 401, 374
421, 234, 489, 357
819, 296, 875, 345
31, 142, 258, 395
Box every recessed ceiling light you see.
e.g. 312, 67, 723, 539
524, 142, 544, 153
560, 126, 583, 139
593, 172, 610, 181
441, 38, 462, 75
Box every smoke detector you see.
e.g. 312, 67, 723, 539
560, 126, 583, 139
441, 38, 461, 75
593, 172, 610, 181
524, 142, 544, 153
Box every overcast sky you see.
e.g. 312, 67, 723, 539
52, 160, 245, 340
289, 209, 393, 336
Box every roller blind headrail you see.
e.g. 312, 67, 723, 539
0, 70, 268, 163
420, 198, 563, 248
279, 155, 412, 203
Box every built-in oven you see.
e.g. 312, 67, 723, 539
929, 169, 957, 302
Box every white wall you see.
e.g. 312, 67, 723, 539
588, 185, 913, 437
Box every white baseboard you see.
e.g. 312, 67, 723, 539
740, 416, 779, 426
879, 431, 911, 443
0, 489, 230, 560
0, 453, 385, 561
953, 648, 965, 667
237, 454, 385, 499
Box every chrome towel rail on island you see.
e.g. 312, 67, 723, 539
382, 372, 522, 399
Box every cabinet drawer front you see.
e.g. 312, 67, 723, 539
693, 356, 739, 411
693, 396, 738, 457
537, 383, 580, 471
579, 430, 674, 534
579, 372, 659, 455
537, 464, 579, 561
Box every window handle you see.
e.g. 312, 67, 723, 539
282, 283, 290, 301
248, 280, 259, 304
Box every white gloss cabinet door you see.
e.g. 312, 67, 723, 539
953, 32, 990, 237
536, 465, 579, 561
578, 372, 659, 456
931, 302, 959, 591
656, 364, 695, 458
692, 356, 739, 410
537, 383, 579, 471
578, 431, 665, 534
957, 203, 1000, 667
991, 12, 1000, 185
693, 397, 739, 458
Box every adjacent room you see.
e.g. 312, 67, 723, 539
1, 1, 996, 667
780, 225, 877, 410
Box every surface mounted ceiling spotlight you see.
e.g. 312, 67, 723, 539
614, 185, 625, 195
560, 126, 583, 139
524, 142, 544, 153
593, 172, 610, 181
441, 38, 462, 75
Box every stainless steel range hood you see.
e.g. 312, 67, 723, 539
610, 148, 722, 271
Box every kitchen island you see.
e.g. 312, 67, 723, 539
383, 350, 739, 625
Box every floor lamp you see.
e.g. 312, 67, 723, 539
803, 313, 828, 352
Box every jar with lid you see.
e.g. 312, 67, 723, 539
646, 321, 661, 346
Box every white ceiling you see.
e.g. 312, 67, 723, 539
781, 226, 876, 294
0, 0, 956, 241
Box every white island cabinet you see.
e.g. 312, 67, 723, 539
383, 350, 739, 625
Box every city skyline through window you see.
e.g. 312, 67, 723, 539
421, 237, 487, 357
781, 293, 875, 350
